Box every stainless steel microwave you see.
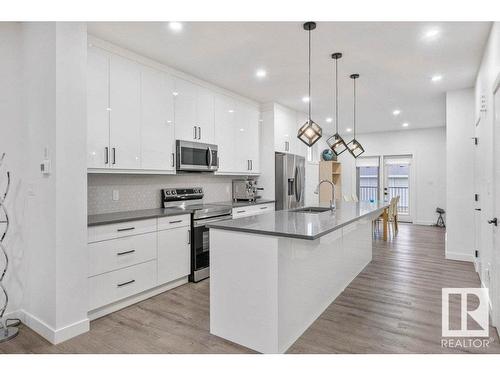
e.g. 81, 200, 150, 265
176, 140, 219, 172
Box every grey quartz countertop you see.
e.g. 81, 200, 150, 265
211, 199, 276, 208
88, 207, 193, 227
206, 201, 388, 240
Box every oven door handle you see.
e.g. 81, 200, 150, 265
207, 147, 213, 168
194, 215, 232, 227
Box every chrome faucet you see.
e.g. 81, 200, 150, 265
314, 180, 336, 211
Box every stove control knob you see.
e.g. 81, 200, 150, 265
165, 191, 171, 195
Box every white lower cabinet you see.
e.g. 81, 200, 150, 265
231, 203, 275, 219
157, 226, 191, 285
88, 215, 191, 314
89, 260, 157, 311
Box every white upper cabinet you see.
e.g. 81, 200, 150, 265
273, 104, 307, 158
214, 94, 237, 173
141, 66, 175, 171
87, 47, 110, 168
215, 94, 260, 175
174, 77, 215, 144
109, 54, 142, 169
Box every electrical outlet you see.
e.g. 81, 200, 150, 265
112, 190, 119, 201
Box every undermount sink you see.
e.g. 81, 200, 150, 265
293, 206, 333, 213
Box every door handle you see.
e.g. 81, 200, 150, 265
250, 160, 253, 170
171, 153, 175, 168
117, 279, 135, 288
198, 126, 202, 140
112, 147, 116, 165
104, 147, 109, 165
187, 229, 191, 245
117, 226, 135, 232
488, 218, 498, 226
194, 126, 197, 140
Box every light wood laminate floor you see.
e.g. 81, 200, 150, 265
1, 224, 499, 354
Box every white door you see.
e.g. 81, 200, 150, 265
491, 79, 500, 328
109, 54, 141, 169
473, 118, 482, 273
141, 66, 175, 171
196, 86, 215, 144
383, 155, 413, 222
87, 46, 110, 168
157, 227, 191, 285
174, 77, 198, 142
214, 94, 236, 173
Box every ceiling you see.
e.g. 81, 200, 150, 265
87, 22, 491, 135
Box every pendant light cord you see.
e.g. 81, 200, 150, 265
353, 76, 356, 138
308, 28, 311, 121
335, 58, 339, 133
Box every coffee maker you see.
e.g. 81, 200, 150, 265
232, 178, 263, 202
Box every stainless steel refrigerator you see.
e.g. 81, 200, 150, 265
275, 152, 305, 210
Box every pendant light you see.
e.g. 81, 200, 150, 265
326, 52, 348, 156
347, 73, 365, 158
297, 21, 322, 147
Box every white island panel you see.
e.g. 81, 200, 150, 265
209, 213, 375, 353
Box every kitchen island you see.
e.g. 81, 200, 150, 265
207, 201, 388, 353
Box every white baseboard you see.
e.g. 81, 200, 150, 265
446, 251, 474, 262
22, 310, 89, 345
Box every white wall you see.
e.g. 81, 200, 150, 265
473, 22, 500, 326
0, 23, 26, 320
0, 22, 89, 344
338, 127, 446, 225
445, 88, 475, 262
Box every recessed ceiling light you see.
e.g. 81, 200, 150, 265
240, 128, 245, 132
255, 69, 267, 78
402, 122, 409, 127
302, 96, 310, 103
424, 28, 440, 39
431, 75, 443, 82
393, 109, 401, 116
228, 109, 234, 113
168, 22, 183, 32
326, 117, 333, 123
346, 128, 352, 132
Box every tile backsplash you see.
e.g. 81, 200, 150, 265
88, 173, 235, 215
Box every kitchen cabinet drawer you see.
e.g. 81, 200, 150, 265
88, 232, 157, 277
232, 203, 275, 219
88, 260, 157, 311
157, 214, 191, 231
158, 226, 191, 285
88, 218, 157, 243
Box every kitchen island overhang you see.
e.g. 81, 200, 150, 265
207, 202, 388, 354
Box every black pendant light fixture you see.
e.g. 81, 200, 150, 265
347, 73, 365, 158
297, 21, 322, 147
326, 52, 348, 156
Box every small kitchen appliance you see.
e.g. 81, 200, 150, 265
232, 178, 263, 202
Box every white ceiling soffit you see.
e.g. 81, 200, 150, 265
87, 21, 491, 135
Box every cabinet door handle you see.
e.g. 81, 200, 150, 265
198, 126, 202, 139
169, 219, 182, 224
194, 126, 197, 140
171, 153, 175, 168
188, 229, 191, 245
250, 160, 253, 170
112, 147, 116, 165
117, 279, 135, 288
260, 206, 268, 210
117, 249, 135, 256
117, 226, 135, 232
237, 210, 246, 213
104, 147, 109, 165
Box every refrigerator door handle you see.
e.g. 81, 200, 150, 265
294, 167, 300, 202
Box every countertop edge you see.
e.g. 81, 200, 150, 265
207, 205, 387, 240
88, 209, 193, 227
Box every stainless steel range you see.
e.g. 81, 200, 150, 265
162, 187, 232, 282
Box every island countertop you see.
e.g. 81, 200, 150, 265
206, 201, 388, 240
